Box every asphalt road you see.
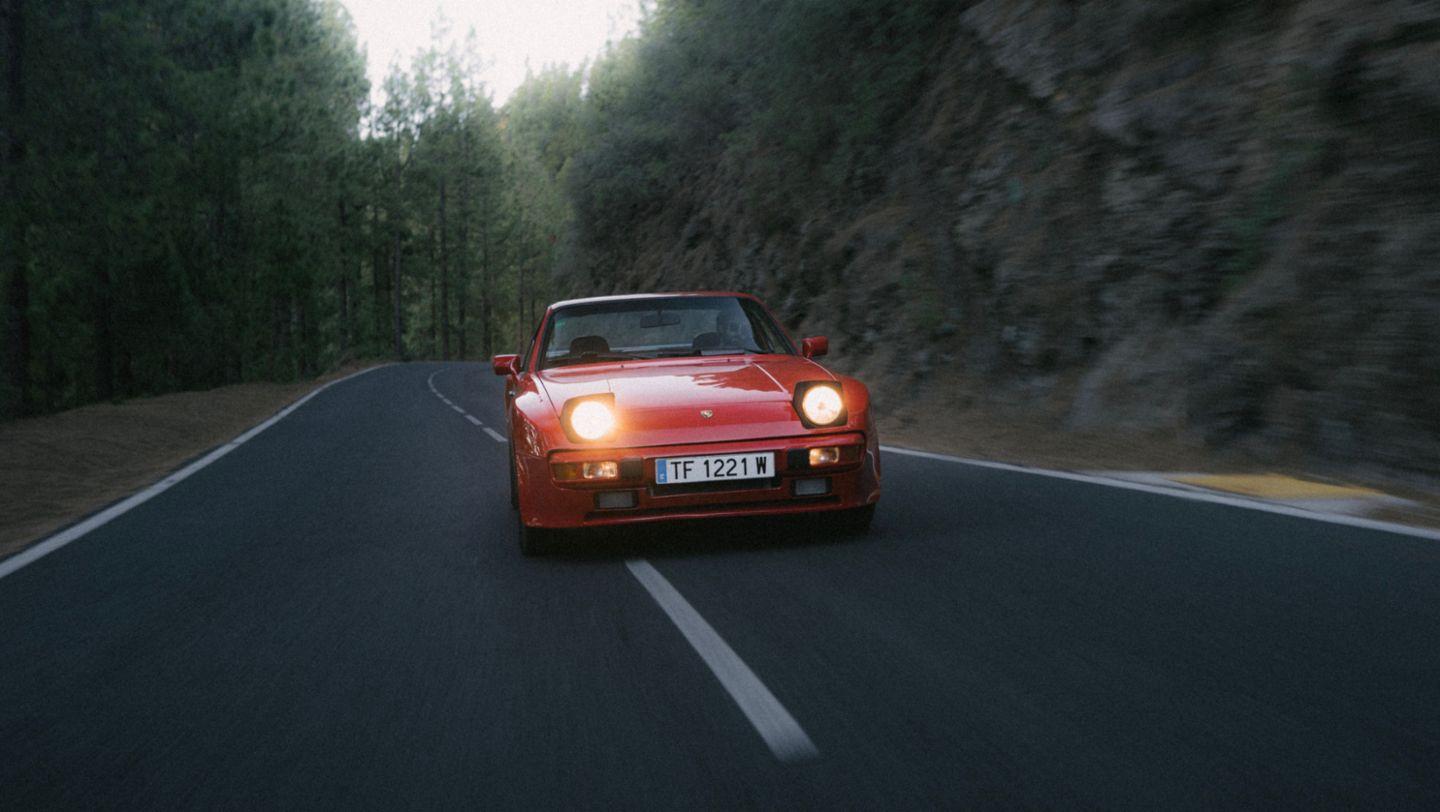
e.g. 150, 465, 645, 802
3, 363, 1438, 808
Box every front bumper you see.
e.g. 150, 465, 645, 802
516, 432, 881, 529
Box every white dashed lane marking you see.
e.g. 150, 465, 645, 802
625, 559, 819, 763
429, 367, 504, 443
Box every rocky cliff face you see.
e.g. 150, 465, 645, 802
577, 1, 1440, 479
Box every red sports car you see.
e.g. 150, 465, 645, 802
492, 292, 881, 554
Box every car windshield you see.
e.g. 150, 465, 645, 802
540, 296, 794, 369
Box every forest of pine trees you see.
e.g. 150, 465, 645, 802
0, 0, 572, 418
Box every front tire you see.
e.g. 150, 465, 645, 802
834, 503, 876, 535
518, 515, 552, 556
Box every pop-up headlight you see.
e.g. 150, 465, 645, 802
561, 394, 617, 443
793, 382, 846, 428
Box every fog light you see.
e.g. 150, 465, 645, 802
808, 447, 841, 466
583, 461, 619, 480
793, 477, 830, 497
553, 461, 620, 481
595, 491, 637, 510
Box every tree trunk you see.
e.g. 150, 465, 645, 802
428, 224, 437, 357
3, 259, 28, 416
94, 264, 115, 402
456, 133, 471, 359
438, 176, 450, 360
456, 238, 468, 359
391, 231, 404, 359
2, 0, 29, 416
297, 295, 314, 378
479, 193, 492, 357
337, 198, 350, 356
372, 203, 385, 351
269, 293, 285, 380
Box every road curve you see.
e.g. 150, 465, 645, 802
2, 362, 1438, 808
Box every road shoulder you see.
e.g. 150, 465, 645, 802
0, 363, 386, 561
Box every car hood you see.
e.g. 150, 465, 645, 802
537, 355, 835, 447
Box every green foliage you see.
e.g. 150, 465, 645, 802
743, 0, 952, 193
0, 0, 540, 418
2, 0, 372, 412
560, 0, 954, 263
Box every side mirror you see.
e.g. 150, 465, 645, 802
491, 354, 520, 377
801, 336, 828, 359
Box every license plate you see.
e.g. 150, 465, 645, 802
655, 452, 774, 485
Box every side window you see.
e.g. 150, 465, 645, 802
520, 318, 545, 372
741, 300, 795, 354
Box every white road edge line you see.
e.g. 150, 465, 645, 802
624, 559, 819, 763
450, 404, 466, 414
0, 365, 391, 581
482, 427, 506, 443
465, 415, 482, 426
880, 445, 1440, 542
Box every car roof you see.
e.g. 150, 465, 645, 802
546, 291, 760, 311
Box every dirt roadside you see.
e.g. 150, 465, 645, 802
0, 363, 385, 560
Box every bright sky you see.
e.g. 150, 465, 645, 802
340, 0, 642, 106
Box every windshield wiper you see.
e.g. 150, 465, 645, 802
705, 346, 770, 356
657, 346, 770, 358
546, 351, 643, 368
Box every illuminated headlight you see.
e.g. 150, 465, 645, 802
799, 384, 844, 426
567, 399, 615, 441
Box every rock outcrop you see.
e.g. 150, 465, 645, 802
573, 1, 1440, 479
